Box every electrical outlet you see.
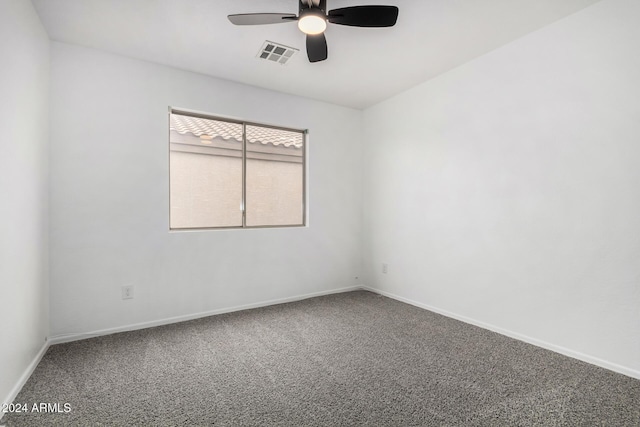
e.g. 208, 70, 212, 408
122, 285, 134, 300
382, 263, 388, 274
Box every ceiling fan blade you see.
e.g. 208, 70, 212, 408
227, 13, 297, 26
306, 33, 328, 63
327, 6, 399, 27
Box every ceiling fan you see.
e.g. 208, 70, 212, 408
228, 0, 399, 63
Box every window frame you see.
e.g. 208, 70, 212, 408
168, 107, 307, 231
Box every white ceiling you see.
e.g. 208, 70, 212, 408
32, 0, 600, 109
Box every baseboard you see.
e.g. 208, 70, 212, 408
1, 341, 50, 408
49, 285, 365, 345
360, 286, 640, 380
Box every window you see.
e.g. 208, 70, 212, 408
169, 110, 306, 229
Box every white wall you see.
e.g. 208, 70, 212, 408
49, 42, 363, 337
363, 0, 640, 376
0, 0, 50, 405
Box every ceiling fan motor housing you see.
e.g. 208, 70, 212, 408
300, 0, 327, 14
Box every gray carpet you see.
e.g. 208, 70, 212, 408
2, 290, 639, 426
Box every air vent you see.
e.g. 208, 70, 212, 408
257, 41, 298, 65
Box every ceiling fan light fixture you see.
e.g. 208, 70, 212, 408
298, 13, 327, 35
